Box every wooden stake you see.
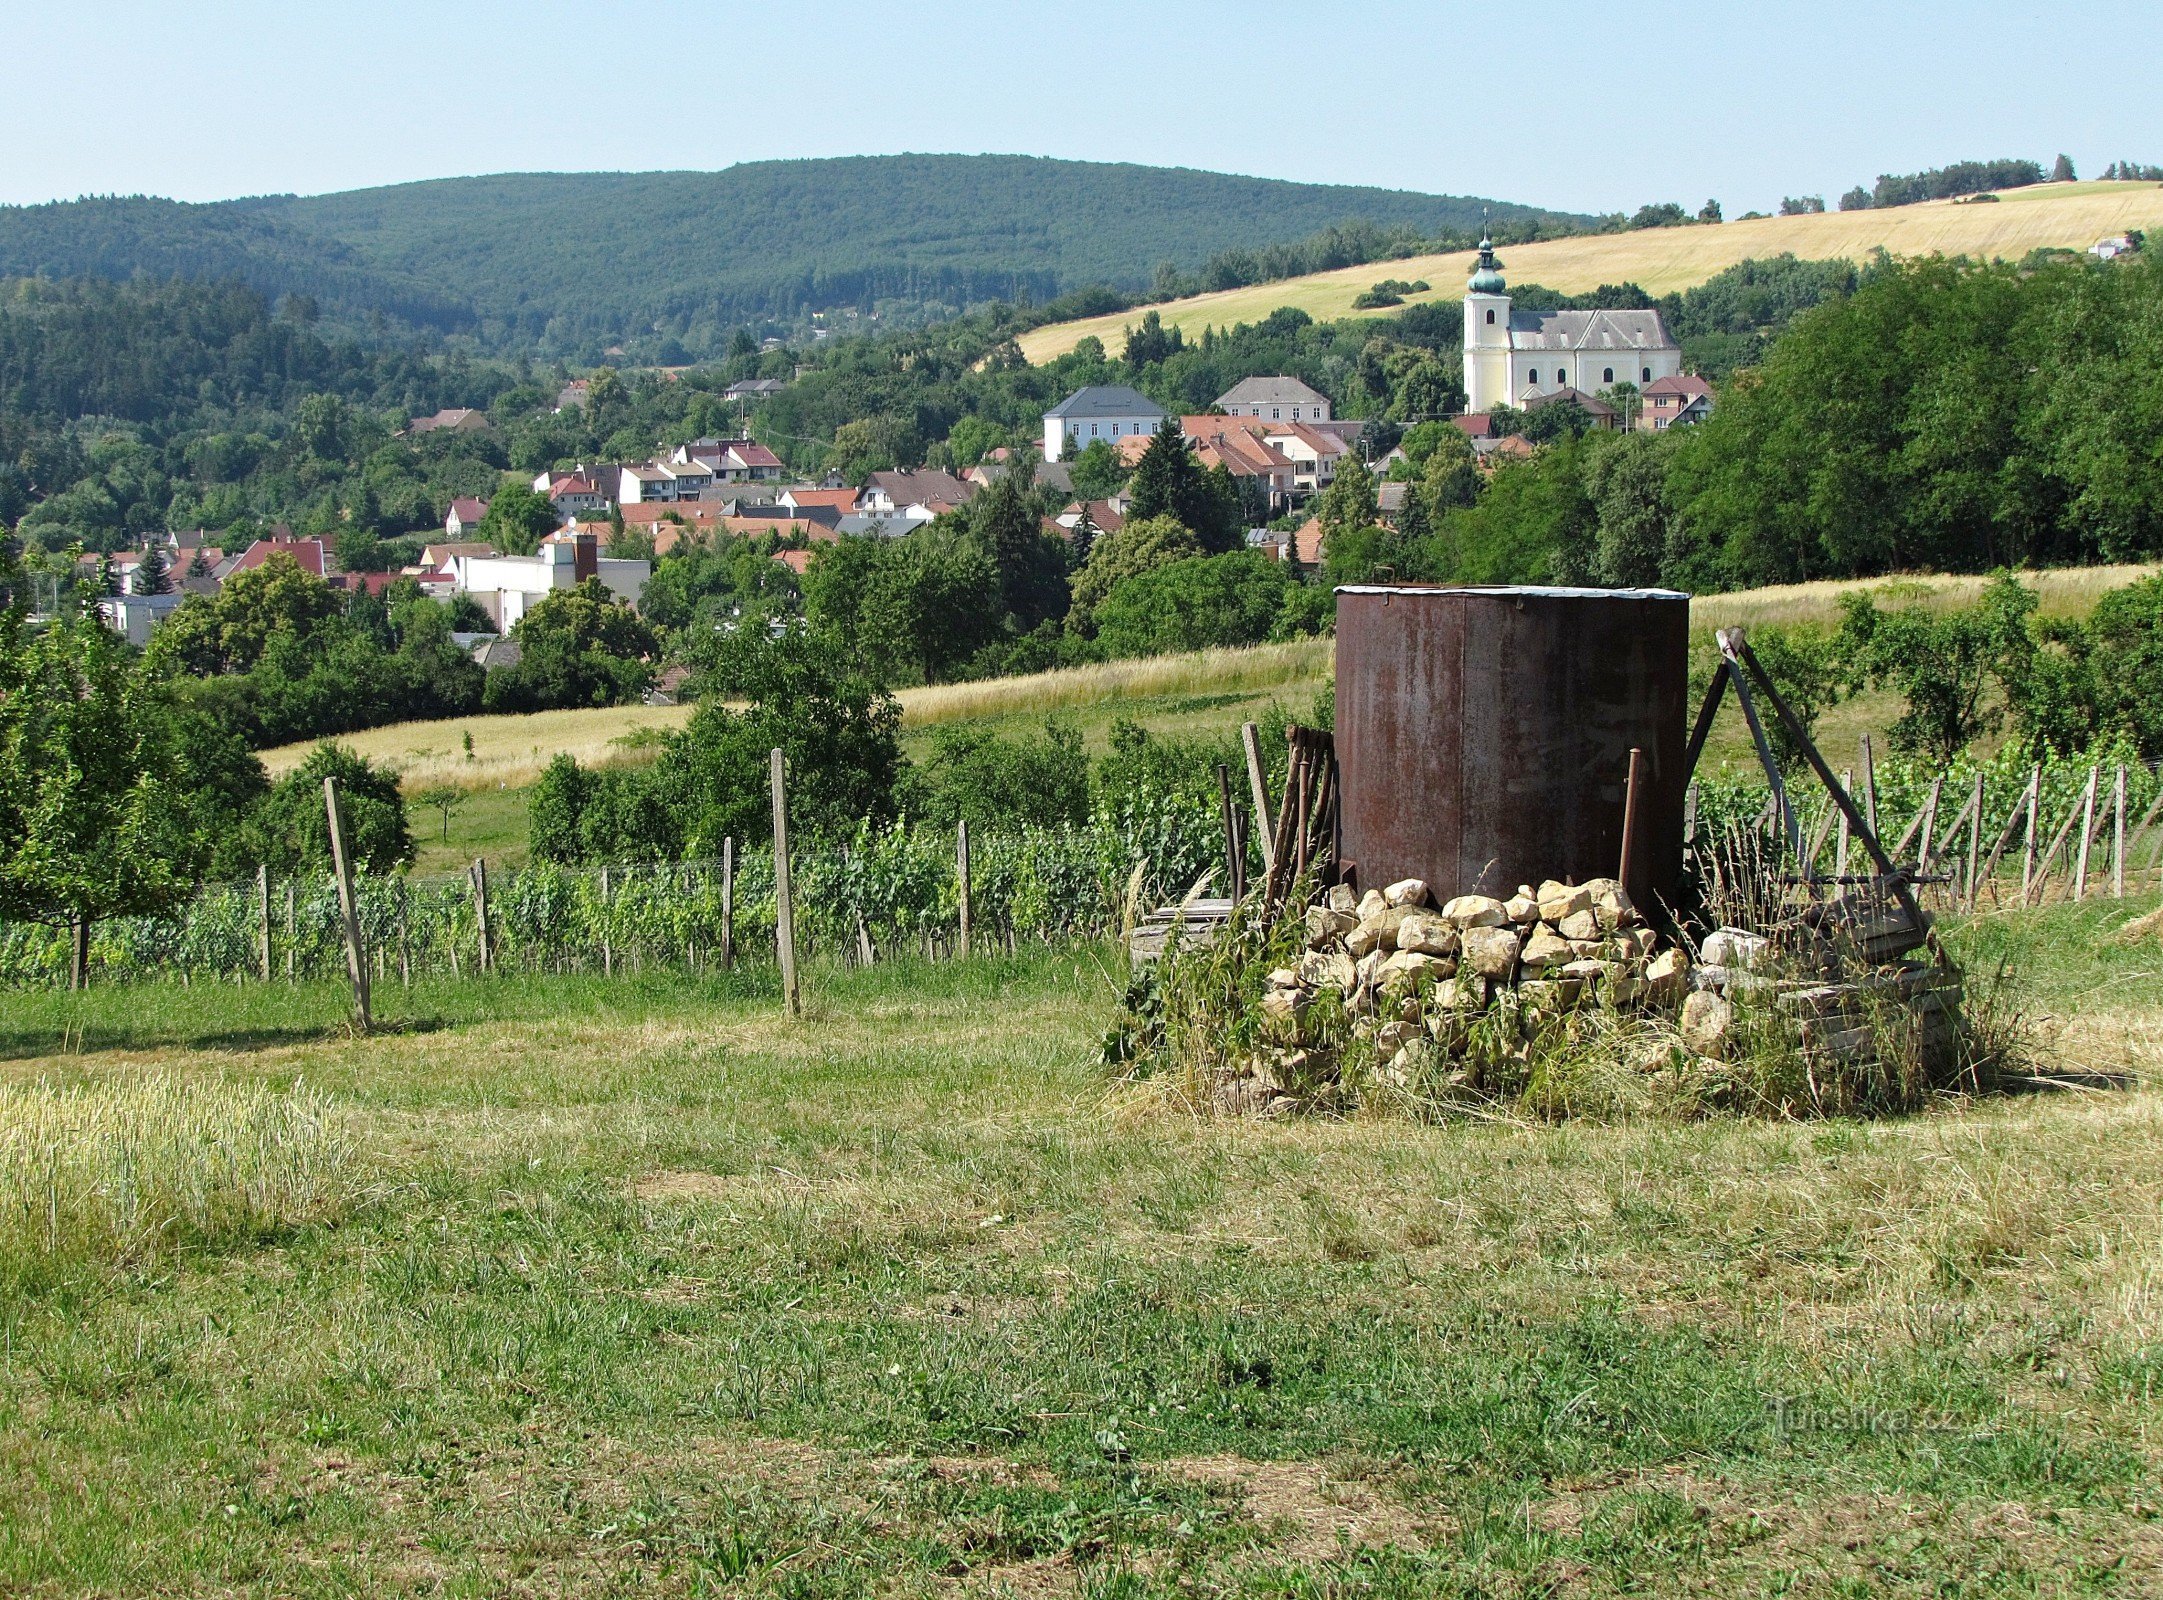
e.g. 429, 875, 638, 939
471, 857, 491, 976
771, 749, 800, 1017
2073, 765, 2099, 901
2020, 765, 2042, 904
323, 777, 371, 1033
70, 918, 90, 992
956, 819, 972, 958
397, 880, 411, 988
1240, 722, 1277, 877
1860, 735, 1879, 838
1835, 770, 1852, 879
1965, 773, 1985, 910
256, 864, 273, 982
285, 880, 297, 980
1618, 746, 1646, 904
1215, 763, 1243, 902
600, 865, 613, 976
2112, 765, 2127, 899
720, 837, 735, 970
1915, 777, 1944, 872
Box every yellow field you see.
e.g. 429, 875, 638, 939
1015, 180, 2163, 364
261, 568, 2156, 798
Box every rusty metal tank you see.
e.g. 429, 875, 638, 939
1333, 585, 1691, 910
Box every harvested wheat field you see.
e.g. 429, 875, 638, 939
1016, 180, 2163, 363
1, 896, 2159, 1595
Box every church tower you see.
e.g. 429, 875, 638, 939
1462, 236, 1511, 413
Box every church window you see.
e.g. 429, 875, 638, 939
1603, 367, 1614, 384
1485, 309, 1495, 324
1527, 369, 1538, 385
1642, 367, 1651, 382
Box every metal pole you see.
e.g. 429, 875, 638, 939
770, 749, 800, 1017
323, 777, 371, 1032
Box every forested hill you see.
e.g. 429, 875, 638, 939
0, 156, 1583, 357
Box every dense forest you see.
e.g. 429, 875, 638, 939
0, 157, 1586, 359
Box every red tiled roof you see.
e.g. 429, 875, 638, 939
1642, 374, 1712, 398
230, 537, 328, 577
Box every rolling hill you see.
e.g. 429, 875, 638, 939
1014, 179, 2163, 362
0, 156, 1584, 354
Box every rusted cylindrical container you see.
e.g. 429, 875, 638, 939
1334, 585, 1691, 910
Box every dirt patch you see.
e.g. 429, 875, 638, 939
941, 1553, 1077, 1595
1159, 1454, 1435, 1560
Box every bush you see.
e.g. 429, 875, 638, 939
1094, 552, 1293, 656
242, 742, 413, 875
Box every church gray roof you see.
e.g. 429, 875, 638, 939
1045, 384, 1167, 421
1215, 375, 1328, 409
1508, 308, 1677, 352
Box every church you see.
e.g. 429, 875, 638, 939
1461, 237, 1682, 412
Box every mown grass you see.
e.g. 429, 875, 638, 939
1016, 180, 2163, 362
0, 902, 2158, 1594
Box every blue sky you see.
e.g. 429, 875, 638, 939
5, 1, 2158, 214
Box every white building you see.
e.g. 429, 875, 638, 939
1215, 376, 1332, 423
448, 531, 650, 629
1462, 237, 1683, 412
98, 591, 186, 646
1042, 385, 1168, 462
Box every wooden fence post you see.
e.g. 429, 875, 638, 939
1965, 773, 1985, 909
956, 819, 972, 958
1215, 763, 1244, 902
771, 749, 800, 1017
323, 777, 371, 1033
2112, 765, 2128, 899
284, 880, 297, 980
256, 864, 273, 983
2073, 765, 2100, 901
1835, 769, 1852, 880
1916, 776, 1944, 873
471, 857, 491, 976
1240, 722, 1277, 878
599, 865, 613, 977
720, 837, 735, 971
397, 880, 411, 987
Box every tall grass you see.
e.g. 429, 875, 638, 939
0, 1074, 354, 1281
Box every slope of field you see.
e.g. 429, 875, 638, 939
1, 158, 1581, 344
1015, 179, 2163, 363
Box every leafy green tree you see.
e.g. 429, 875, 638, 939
1093, 553, 1293, 656
1067, 439, 1130, 502
484, 578, 657, 712
295, 392, 349, 459
901, 719, 1090, 829
149, 552, 345, 675
1419, 427, 1481, 512
1315, 461, 1379, 544
1069, 514, 1202, 614
240, 742, 413, 875
0, 616, 199, 971
962, 470, 1068, 628
1582, 430, 1680, 586
476, 483, 558, 556
411, 783, 464, 844
1122, 309, 1183, 368
1836, 575, 2038, 763
859, 529, 999, 682
1126, 422, 1239, 553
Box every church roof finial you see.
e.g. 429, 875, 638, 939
1469, 232, 1505, 295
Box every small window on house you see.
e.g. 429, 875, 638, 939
1603, 367, 1614, 384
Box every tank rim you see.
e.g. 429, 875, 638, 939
1334, 583, 1691, 600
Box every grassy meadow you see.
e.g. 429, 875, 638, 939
1014, 179, 2163, 363
261, 566, 2158, 873
0, 895, 2158, 1595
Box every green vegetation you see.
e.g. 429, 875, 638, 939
0, 898, 2158, 1591
0, 158, 1586, 357
1843, 156, 2048, 209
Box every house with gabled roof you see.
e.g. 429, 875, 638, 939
1639, 373, 1715, 431
1215, 376, 1332, 423
1043, 385, 1168, 461
410, 407, 491, 436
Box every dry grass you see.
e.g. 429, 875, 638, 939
1691, 564, 2159, 632
1016, 179, 2163, 363
0, 1073, 353, 1276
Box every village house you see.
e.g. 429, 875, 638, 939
1639, 373, 1715, 430
409, 407, 491, 436
1215, 375, 1332, 423
533, 470, 610, 519
448, 531, 650, 629
723, 377, 787, 404
676, 437, 785, 483
1042, 385, 1168, 461
445, 497, 490, 537
1524, 386, 1621, 430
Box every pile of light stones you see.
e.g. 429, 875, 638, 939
1247, 875, 1756, 1098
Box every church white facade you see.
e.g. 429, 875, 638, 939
1461, 238, 1683, 412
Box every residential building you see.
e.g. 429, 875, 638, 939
98, 591, 186, 646
2090, 233, 2141, 261
421, 541, 496, 575
228, 536, 330, 578
533, 471, 610, 518
1181, 416, 1297, 504
410, 407, 491, 435
1523, 386, 1621, 429
448, 532, 651, 629
724, 378, 787, 404
1639, 374, 1714, 431
677, 437, 784, 483
862, 469, 975, 518
554, 380, 590, 412
446, 497, 490, 537
1462, 236, 1682, 411
1042, 385, 1168, 461
1214, 376, 1332, 423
